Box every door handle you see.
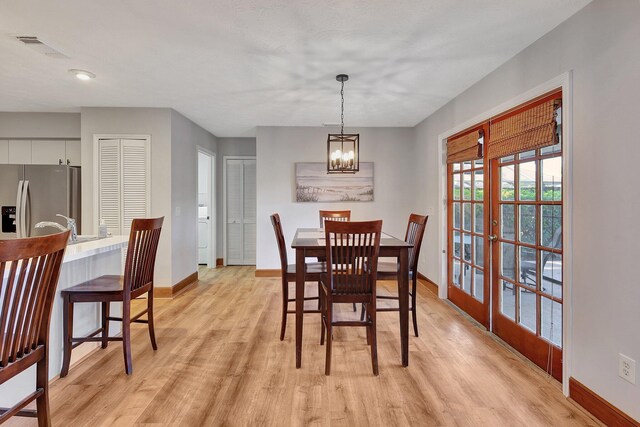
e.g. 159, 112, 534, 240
22, 181, 30, 237
488, 234, 498, 242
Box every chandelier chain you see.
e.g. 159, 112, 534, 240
340, 80, 344, 136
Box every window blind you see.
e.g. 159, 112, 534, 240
446, 129, 483, 164
488, 98, 560, 160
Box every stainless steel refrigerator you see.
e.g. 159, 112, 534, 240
0, 165, 81, 239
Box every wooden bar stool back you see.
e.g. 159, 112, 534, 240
270, 214, 324, 341
60, 217, 163, 377
318, 210, 351, 228
320, 220, 382, 375
371, 213, 428, 337
0, 231, 69, 426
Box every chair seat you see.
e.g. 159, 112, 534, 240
62, 275, 124, 300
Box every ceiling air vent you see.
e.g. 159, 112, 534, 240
15, 36, 69, 59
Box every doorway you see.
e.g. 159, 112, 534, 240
197, 149, 216, 268
445, 90, 565, 382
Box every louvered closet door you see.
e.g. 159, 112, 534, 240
121, 139, 150, 235
98, 139, 121, 235
225, 158, 256, 265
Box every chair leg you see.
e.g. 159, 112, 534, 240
411, 278, 419, 337
280, 280, 288, 341
324, 301, 332, 375
352, 302, 357, 312
317, 281, 322, 310
101, 302, 110, 349
365, 304, 371, 346
122, 300, 133, 375
320, 288, 325, 345
370, 305, 379, 376
360, 303, 366, 321
35, 357, 51, 427
60, 295, 73, 378
147, 290, 158, 350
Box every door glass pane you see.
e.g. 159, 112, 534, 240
453, 230, 461, 258
541, 251, 562, 299
519, 287, 536, 333
519, 161, 537, 201
519, 205, 536, 244
500, 165, 515, 200
474, 158, 483, 167
500, 280, 516, 320
501, 242, 516, 280
474, 236, 484, 267
541, 142, 561, 155
501, 205, 515, 240
541, 297, 562, 347
519, 247, 537, 288
501, 155, 514, 163
474, 204, 484, 234
453, 174, 461, 200
462, 172, 471, 200
462, 233, 471, 262
519, 150, 536, 160
542, 157, 562, 201
474, 268, 484, 302
453, 202, 461, 229
453, 162, 461, 171
473, 171, 484, 200
453, 259, 461, 286
541, 205, 562, 249
462, 264, 472, 294
462, 161, 472, 170
463, 203, 471, 231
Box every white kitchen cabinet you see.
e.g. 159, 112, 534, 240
0, 140, 8, 163
31, 140, 66, 165
8, 140, 32, 164
65, 140, 81, 166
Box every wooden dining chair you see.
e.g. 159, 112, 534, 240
362, 214, 428, 337
270, 213, 325, 341
318, 210, 351, 227
60, 217, 163, 377
320, 220, 382, 375
0, 231, 69, 426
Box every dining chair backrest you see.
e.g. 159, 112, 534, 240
0, 231, 69, 370
319, 210, 351, 228
124, 217, 164, 299
270, 213, 288, 273
324, 220, 382, 295
405, 214, 429, 274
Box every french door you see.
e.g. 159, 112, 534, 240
447, 92, 563, 380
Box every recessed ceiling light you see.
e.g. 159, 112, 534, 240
68, 69, 95, 80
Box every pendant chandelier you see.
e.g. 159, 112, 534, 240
327, 74, 359, 174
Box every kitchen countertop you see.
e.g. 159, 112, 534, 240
63, 235, 128, 262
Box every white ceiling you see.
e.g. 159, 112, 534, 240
0, 0, 590, 137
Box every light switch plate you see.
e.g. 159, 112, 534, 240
619, 354, 636, 384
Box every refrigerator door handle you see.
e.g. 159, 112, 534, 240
23, 180, 31, 237
16, 180, 24, 238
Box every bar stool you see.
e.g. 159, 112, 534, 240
60, 217, 163, 376
0, 231, 69, 426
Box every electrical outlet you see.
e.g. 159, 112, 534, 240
619, 354, 636, 384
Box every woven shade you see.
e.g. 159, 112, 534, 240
447, 130, 482, 164
488, 99, 559, 159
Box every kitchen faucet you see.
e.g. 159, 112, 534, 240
35, 214, 78, 242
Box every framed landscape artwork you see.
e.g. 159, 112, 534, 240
295, 162, 374, 202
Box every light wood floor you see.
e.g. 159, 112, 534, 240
10, 266, 598, 426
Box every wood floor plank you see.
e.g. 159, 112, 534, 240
6, 266, 600, 426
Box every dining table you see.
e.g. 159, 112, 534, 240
291, 228, 413, 368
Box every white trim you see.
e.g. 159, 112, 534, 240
93, 134, 151, 234
197, 146, 217, 269
436, 72, 573, 395
222, 155, 256, 266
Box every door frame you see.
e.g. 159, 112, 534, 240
436, 72, 573, 395
197, 146, 216, 268
222, 155, 256, 266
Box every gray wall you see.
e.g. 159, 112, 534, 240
216, 137, 256, 257
171, 110, 217, 282
0, 112, 80, 138
81, 107, 174, 286
256, 126, 416, 269
414, 0, 640, 418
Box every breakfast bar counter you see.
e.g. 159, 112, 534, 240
0, 235, 128, 407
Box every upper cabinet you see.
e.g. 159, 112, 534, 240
0, 139, 81, 165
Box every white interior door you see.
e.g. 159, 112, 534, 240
225, 157, 256, 265
198, 151, 211, 265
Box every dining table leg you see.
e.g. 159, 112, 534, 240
295, 248, 305, 368
398, 247, 409, 366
